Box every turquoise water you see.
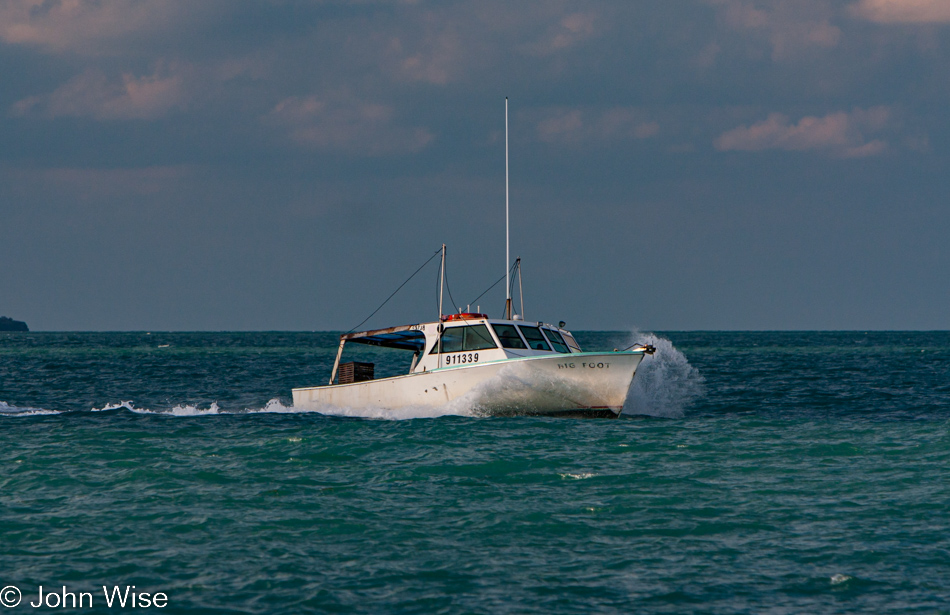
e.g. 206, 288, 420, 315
2, 332, 949, 613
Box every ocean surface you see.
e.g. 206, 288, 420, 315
1, 331, 948, 614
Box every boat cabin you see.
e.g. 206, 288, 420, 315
327, 314, 583, 385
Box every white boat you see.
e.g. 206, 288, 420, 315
292, 99, 654, 418
293, 312, 654, 418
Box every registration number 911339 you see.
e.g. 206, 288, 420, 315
444, 353, 478, 365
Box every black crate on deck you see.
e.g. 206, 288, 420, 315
338, 361, 374, 384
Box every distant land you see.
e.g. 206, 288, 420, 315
0, 316, 29, 332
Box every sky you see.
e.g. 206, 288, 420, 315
1, 0, 949, 331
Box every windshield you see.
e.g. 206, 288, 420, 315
562, 332, 582, 352
491, 324, 527, 349
542, 329, 571, 353
430, 324, 498, 353
517, 326, 551, 351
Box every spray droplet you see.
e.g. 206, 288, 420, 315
623, 332, 704, 418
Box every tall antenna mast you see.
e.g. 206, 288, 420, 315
438, 243, 445, 369
505, 97, 512, 320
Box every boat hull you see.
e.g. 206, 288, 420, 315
292, 351, 645, 418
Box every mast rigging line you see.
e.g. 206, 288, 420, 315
468, 260, 517, 314
347, 247, 442, 334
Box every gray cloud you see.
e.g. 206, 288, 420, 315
715, 107, 893, 157
850, 0, 950, 23
12, 66, 188, 120
523, 12, 599, 56
705, 0, 842, 60
0, 0, 204, 55
534, 107, 659, 144
266, 93, 434, 155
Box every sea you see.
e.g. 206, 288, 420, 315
1, 331, 948, 614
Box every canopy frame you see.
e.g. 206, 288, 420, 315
329, 324, 428, 385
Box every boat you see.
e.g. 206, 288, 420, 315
292, 100, 654, 418
293, 309, 653, 418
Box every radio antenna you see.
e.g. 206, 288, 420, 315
505, 97, 512, 320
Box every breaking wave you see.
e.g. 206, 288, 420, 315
92, 401, 225, 416
622, 331, 705, 418
0, 401, 62, 417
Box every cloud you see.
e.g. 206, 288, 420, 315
849, 0, 950, 23
536, 107, 659, 144
386, 18, 462, 85
0, 0, 194, 55
525, 12, 598, 56
379, 7, 603, 84
267, 94, 434, 156
715, 107, 892, 157
706, 0, 842, 60
12, 67, 187, 120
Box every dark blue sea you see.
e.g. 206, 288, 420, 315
1, 331, 948, 614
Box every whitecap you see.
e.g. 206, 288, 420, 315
167, 402, 221, 416
830, 574, 852, 585
92, 401, 221, 416
246, 398, 312, 415
91, 401, 138, 413
0, 401, 61, 417
560, 472, 596, 480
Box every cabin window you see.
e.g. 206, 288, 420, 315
430, 325, 498, 354
518, 326, 551, 351
491, 324, 527, 349
436, 327, 464, 353
462, 325, 497, 351
562, 332, 582, 352
542, 329, 571, 353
